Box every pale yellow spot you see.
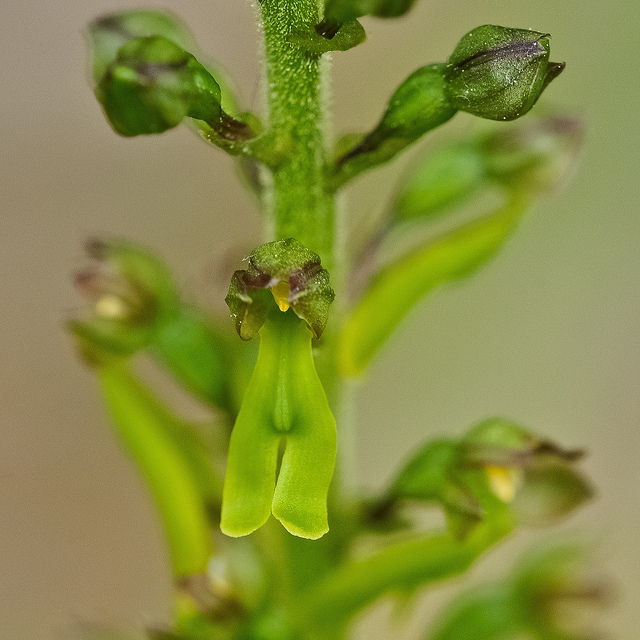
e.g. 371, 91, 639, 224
271, 280, 291, 312
485, 465, 522, 503
95, 294, 129, 319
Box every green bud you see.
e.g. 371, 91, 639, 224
88, 10, 195, 82
389, 112, 582, 224
69, 239, 177, 358
428, 543, 608, 640
479, 114, 584, 193
511, 544, 609, 639
444, 25, 565, 121
225, 238, 335, 341
69, 240, 234, 410
338, 64, 457, 165
373, 417, 592, 538
95, 36, 223, 137
221, 310, 336, 539
88, 11, 253, 141
317, 0, 417, 38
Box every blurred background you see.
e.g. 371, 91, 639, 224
1, 0, 638, 637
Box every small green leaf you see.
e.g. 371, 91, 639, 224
444, 25, 565, 121
339, 195, 528, 375
221, 311, 336, 540
99, 363, 214, 577
289, 20, 366, 55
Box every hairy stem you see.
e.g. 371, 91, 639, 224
260, 0, 336, 269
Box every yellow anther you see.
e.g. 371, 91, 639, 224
95, 294, 129, 319
271, 280, 291, 312
485, 465, 522, 503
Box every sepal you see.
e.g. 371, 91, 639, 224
88, 9, 195, 81
226, 238, 335, 341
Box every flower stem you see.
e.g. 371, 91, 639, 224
259, 0, 335, 269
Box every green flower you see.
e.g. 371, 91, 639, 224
221, 239, 337, 539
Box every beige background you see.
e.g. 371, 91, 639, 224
1, 0, 638, 637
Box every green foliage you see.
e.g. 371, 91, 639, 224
72, 2, 598, 640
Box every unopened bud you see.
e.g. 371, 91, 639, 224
88, 12, 253, 140
96, 36, 223, 137
480, 114, 584, 193
444, 25, 565, 121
